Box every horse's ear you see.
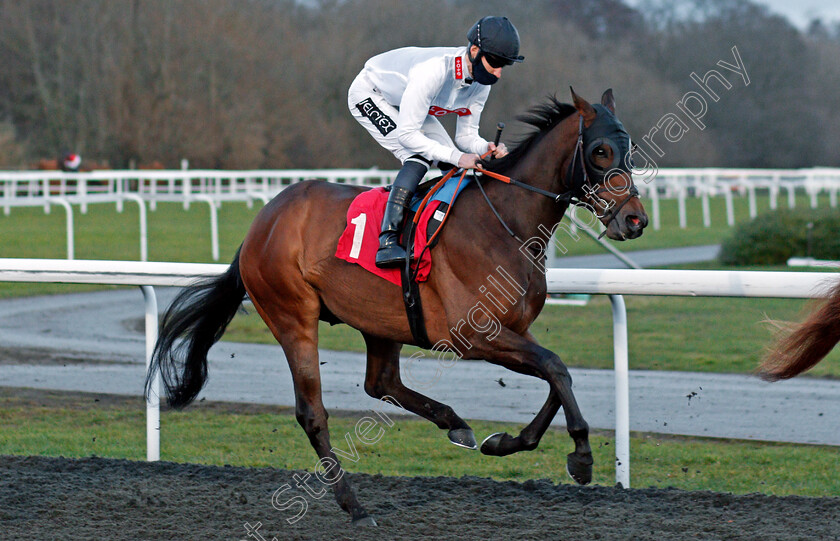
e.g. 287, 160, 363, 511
570, 86, 597, 125
601, 88, 616, 114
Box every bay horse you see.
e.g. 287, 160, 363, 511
760, 279, 840, 380
147, 88, 648, 525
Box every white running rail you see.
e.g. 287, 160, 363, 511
0, 258, 835, 486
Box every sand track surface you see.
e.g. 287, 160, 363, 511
1, 454, 838, 541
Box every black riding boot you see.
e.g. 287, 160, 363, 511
375, 158, 429, 268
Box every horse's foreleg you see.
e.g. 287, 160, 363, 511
362, 333, 477, 449
475, 329, 592, 484
479, 387, 560, 454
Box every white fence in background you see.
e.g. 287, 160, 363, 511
0, 258, 834, 488
2, 168, 839, 261
788, 257, 840, 268
0, 169, 405, 261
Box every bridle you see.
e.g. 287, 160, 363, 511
476, 106, 640, 240
567, 105, 640, 237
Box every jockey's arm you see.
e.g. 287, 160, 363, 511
453, 85, 492, 157
453, 87, 507, 161
397, 61, 467, 167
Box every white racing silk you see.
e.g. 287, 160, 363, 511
351, 46, 492, 165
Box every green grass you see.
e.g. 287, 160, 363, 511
0, 200, 262, 297
0, 390, 836, 497
0, 200, 259, 262
559, 193, 835, 256
0, 191, 831, 262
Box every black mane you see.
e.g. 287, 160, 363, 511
484, 96, 577, 174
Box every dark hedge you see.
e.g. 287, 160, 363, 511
719, 208, 840, 266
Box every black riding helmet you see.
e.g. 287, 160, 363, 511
467, 16, 525, 65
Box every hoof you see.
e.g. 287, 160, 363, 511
481, 432, 505, 455
448, 428, 477, 450
352, 515, 378, 527
480, 432, 517, 456
566, 452, 593, 485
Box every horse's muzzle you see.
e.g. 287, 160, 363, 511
623, 213, 647, 239
605, 211, 647, 241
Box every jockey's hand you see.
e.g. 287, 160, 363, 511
487, 142, 509, 159
457, 153, 482, 170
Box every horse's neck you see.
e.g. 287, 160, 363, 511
482, 121, 576, 240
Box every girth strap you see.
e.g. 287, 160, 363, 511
400, 215, 433, 349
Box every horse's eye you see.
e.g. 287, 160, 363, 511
595, 148, 607, 157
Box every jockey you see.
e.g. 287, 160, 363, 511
348, 16, 524, 268
60, 152, 82, 172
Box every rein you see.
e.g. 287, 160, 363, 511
476, 113, 640, 241
477, 168, 576, 204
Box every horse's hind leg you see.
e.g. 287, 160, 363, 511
362, 333, 477, 449
250, 297, 374, 525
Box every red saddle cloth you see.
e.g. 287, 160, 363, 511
335, 187, 441, 286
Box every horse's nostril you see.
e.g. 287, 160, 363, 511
627, 216, 641, 228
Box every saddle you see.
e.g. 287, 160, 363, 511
335, 173, 471, 283
335, 172, 473, 347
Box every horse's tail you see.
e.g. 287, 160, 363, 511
759, 279, 840, 381
145, 246, 246, 409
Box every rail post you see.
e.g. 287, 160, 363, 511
47, 198, 74, 260
610, 294, 630, 488
194, 194, 220, 261
141, 285, 160, 461
122, 194, 148, 261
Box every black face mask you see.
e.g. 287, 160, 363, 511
565, 104, 634, 196
468, 51, 498, 86
583, 104, 633, 182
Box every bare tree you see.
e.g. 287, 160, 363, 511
0, 0, 838, 169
